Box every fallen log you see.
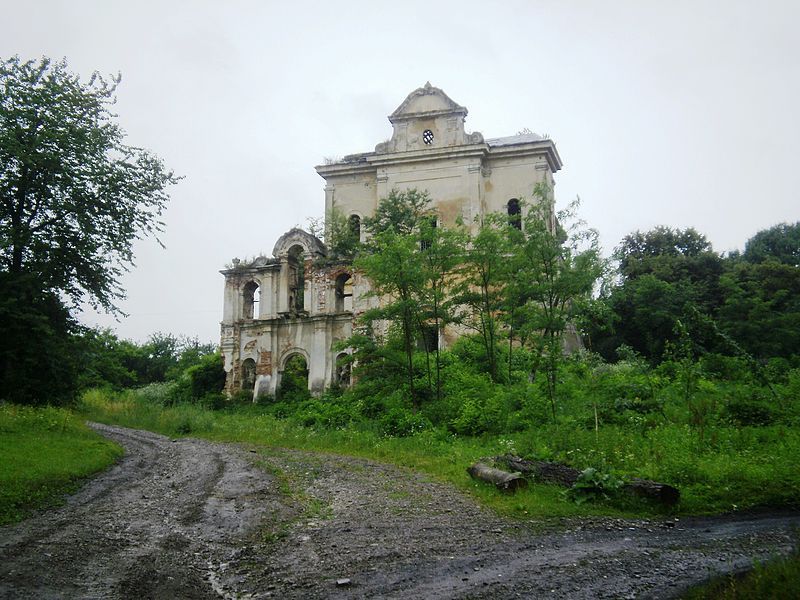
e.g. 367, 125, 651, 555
497, 455, 580, 487
625, 478, 680, 506
467, 462, 528, 493
490, 454, 680, 506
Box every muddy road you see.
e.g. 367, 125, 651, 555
1, 424, 798, 599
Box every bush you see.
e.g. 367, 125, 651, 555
725, 397, 775, 426
293, 398, 353, 429
199, 392, 227, 411
565, 467, 624, 504
131, 382, 177, 406
186, 353, 226, 400
379, 407, 431, 437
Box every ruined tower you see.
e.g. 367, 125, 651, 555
220, 83, 562, 397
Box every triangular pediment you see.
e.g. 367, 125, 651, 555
389, 82, 467, 122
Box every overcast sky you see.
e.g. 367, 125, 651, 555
3, 1, 798, 344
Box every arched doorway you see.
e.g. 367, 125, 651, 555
241, 358, 256, 392
278, 353, 309, 399
335, 352, 351, 388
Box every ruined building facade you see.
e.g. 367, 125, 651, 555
220, 83, 562, 397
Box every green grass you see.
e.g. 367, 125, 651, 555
0, 403, 123, 525
682, 552, 800, 599
78, 388, 800, 519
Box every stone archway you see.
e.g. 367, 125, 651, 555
277, 350, 310, 399
241, 358, 257, 392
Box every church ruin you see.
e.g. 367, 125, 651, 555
220, 83, 562, 397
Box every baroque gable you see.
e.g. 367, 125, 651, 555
376, 82, 484, 153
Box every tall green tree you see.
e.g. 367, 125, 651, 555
365, 188, 429, 236
742, 222, 800, 267
509, 189, 604, 421
718, 260, 800, 359
453, 214, 510, 383
589, 226, 724, 362
357, 190, 431, 406
0, 56, 179, 404
417, 216, 466, 400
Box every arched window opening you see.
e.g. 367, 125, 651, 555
242, 281, 260, 319
241, 358, 257, 392
507, 199, 521, 230
348, 214, 361, 241
278, 354, 309, 400
335, 353, 351, 388
288, 245, 305, 312
420, 215, 437, 251
335, 272, 354, 312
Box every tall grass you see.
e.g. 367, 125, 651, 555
0, 403, 123, 525
682, 552, 800, 599
79, 388, 800, 518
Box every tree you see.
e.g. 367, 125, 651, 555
1, 56, 178, 311
743, 222, 800, 267
589, 226, 725, 362
616, 226, 713, 282
509, 189, 604, 421
356, 221, 427, 406
0, 57, 179, 404
453, 214, 510, 383
717, 260, 800, 359
416, 216, 466, 400
364, 188, 429, 236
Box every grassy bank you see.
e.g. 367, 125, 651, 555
0, 403, 123, 525
682, 552, 800, 599
79, 388, 800, 518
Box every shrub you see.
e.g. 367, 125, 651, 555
379, 407, 431, 437
450, 391, 509, 435
292, 398, 353, 429
565, 466, 624, 504
186, 353, 226, 400
725, 397, 775, 426
131, 382, 177, 406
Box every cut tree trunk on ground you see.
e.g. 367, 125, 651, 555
625, 478, 680, 505
467, 463, 528, 492
491, 454, 680, 506
497, 455, 580, 487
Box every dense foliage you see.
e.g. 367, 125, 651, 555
199, 199, 797, 513
586, 223, 800, 363
0, 56, 179, 405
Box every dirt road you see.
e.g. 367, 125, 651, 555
1, 424, 798, 599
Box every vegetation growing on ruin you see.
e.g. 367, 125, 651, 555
2, 160, 799, 520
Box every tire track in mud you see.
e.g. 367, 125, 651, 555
0, 424, 296, 600
247, 451, 800, 599
0, 424, 798, 599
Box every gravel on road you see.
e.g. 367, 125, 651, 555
1, 423, 797, 599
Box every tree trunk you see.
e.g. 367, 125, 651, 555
624, 478, 681, 505
492, 455, 680, 506
467, 463, 527, 492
